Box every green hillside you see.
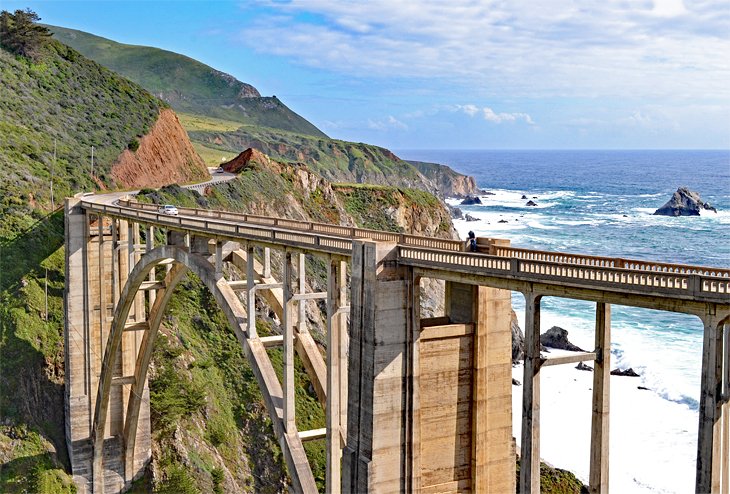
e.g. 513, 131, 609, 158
49, 25, 327, 138
0, 12, 164, 491
188, 123, 429, 187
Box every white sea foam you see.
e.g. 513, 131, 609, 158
512, 361, 697, 494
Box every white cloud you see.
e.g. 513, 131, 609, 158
367, 115, 408, 131
239, 0, 730, 102
452, 104, 535, 125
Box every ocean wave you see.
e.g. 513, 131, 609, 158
526, 221, 560, 230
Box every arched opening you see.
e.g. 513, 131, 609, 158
90, 245, 319, 493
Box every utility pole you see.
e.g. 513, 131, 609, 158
44, 267, 48, 322
50, 138, 56, 210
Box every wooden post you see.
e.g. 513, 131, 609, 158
520, 292, 541, 494
589, 302, 610, 493
283, 251, 296, 433
326, 257, 345, 494
697, 315, 722, 493
246, 245, 257, 338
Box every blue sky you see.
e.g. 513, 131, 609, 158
5, 0, 729, 149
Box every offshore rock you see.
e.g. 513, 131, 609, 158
654, 187, 718, 216
576, 362, 593, 371
540, 326, 584, 352
526, 200, 538, 207
460, 195, 482, 205
464, 213, 480, 222
611, 367, 640, 377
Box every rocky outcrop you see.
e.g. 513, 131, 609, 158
407, 160, 481, 198
511, 310, 525, 363
526, 200, 538, 207
464, 213, 480, 222
221, 148, 271, 174
654, 187, 717, 216
540, 326, 584, 352
460, 195, 482, 205
448, 205, 464, 220
111, 109, 208, 189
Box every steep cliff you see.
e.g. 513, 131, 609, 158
111, 108, 209, 188
408, 159, 482, 198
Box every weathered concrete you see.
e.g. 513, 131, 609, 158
66, 196, 730, 494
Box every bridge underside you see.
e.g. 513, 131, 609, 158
64, 196, 730, 494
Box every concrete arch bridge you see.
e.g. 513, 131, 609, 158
64, 194, 730, 493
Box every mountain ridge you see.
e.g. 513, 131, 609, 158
48, 25, 328, 138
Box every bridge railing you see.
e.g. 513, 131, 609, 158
82, 198, 729, 303
117, 198, 465, 252
493, 245, 730, 278
82, 200, 355, 255
399, 247, 730, 301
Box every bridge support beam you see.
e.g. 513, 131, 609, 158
343, 240, 514, 493
64, 200, 151, 493
589, 302, 611, 494
520, 292, 542, 494
343, 240, 412, 493
697, 314, 730, 493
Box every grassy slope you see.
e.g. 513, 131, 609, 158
0, 37, 163, 492
187, 122, 434, 190
48, 26, 327, 138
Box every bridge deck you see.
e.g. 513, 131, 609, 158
80, 197, 729, 309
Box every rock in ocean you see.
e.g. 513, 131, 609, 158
540, 326, 584, 352
654, 187, 717, 216
460, 195, 482, 205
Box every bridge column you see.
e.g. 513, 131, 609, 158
343, 240, 412, 493
697, 314, 730, 493
589, 302, 611, 494
520, 292, 542, 494
326, 257, 348, 494
435, 281, 514, 493
282, 251, 296, 433
65, 198, 94, 492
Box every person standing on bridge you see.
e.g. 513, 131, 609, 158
466, 231, 478, 252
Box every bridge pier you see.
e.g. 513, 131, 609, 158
343, 239, 514, 493
65, 198, 151, 493
697, 315, 730, 493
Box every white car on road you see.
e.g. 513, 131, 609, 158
158, 204, 178, 216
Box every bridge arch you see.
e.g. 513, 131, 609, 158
89, 244, 314, 492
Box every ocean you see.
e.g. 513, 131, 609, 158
398, 149, 730, 492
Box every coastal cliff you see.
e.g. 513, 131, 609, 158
408, 159, 481, 198
111, 108, 209, 188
